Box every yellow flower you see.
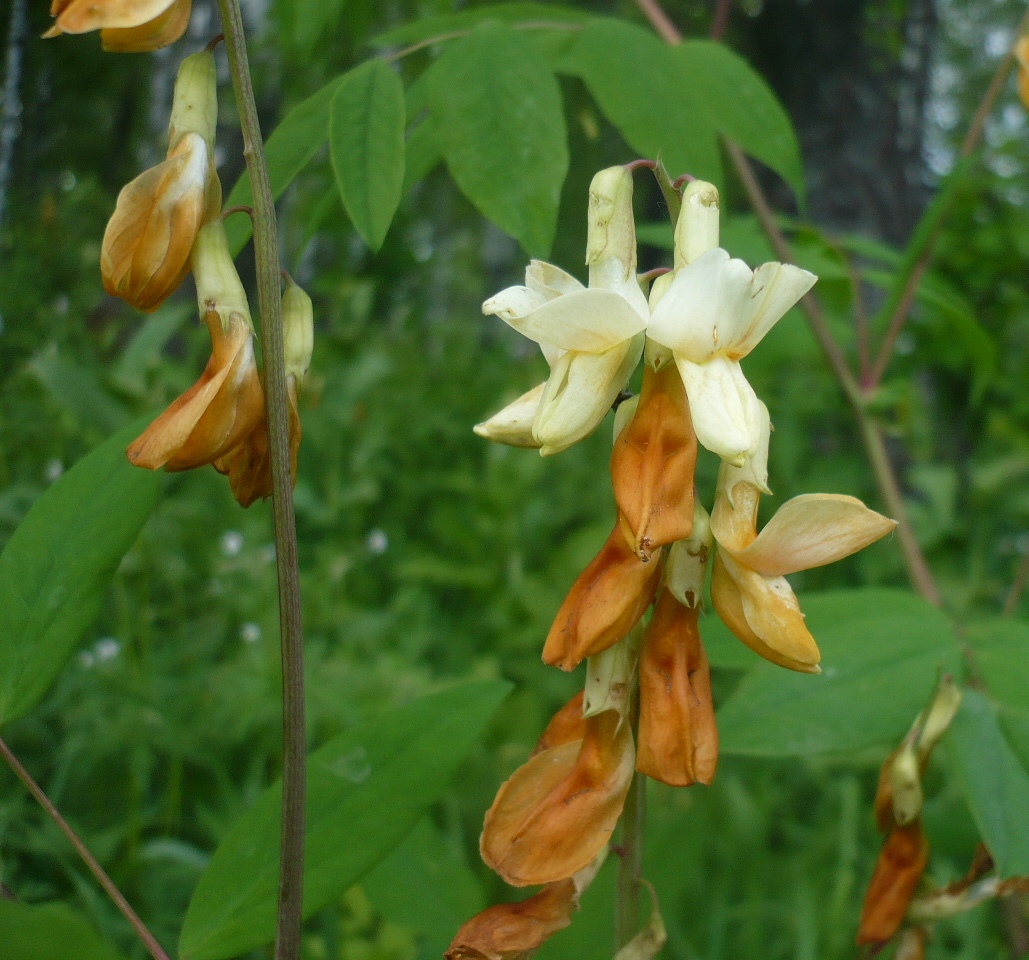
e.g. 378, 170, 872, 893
45, 0, 191, 51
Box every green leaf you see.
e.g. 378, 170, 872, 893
362, 816, 484, 959
330, 60, 406, 251
948, 690, 1029, 877
0, 901, 125, 960
403, 119, 442, 193
225, 76, 345, 254
28, 347, 129, 436
716, 589, 960, 755
426, 24, 568, 257
368, 4, 592, 49
562, 20, 722, 185
966, 619, 1029, 768
675, 41, 805, 202
178, 680, 511, 960
0, 422, 161, 725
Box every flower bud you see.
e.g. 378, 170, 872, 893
169, 49, 218, 148
915, 675, 960, 763
585, 166, 636, 281
889, 743, 924, 826
583, 631, 639, 722
102, 133, 220, 312
191, 219, 251, 327
282, 275, 314, 385
674, 181, 720, 270
664, 501, 711, 609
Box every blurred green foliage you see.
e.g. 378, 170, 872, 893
2, 1, 1029, 959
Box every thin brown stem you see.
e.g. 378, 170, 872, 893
615, 772, 647, 950
710, 0, 731, 41
0, 737, 171, 960
635, 0, 942, 606
867, 6, 1029, 389
215, 2, 307, 958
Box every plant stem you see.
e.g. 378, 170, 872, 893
215, 3, 307, 958
615, 772, 647, 950
0, 737, 171, 960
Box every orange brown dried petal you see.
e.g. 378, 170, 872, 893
636, 590, 718, 786
531, 691, 586, 757
480, 710, 634, 887
856, 821, 929, 946
100, 0, 191, 51
445, 879, 578, 960
610, 363, 696, 560
127, 310, 264, 472
542, 525, 663, 671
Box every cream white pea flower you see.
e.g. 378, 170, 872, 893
646, 181, 817, 464
476, 167, 648, 456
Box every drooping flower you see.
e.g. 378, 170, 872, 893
479, 166, 648, 456
214, 275, 312, 506
445, 854, 605, 960
101, 51, 219, 311
857, 821, 929, 946
636, 588, 717, 787
610, 361, 697, 561
646, 181, 817, 463
541, 523, 663, 671
45, 0, 191, 50
480, 701, 634, 887
127, 219, 263, 472
709, 403, 896, 672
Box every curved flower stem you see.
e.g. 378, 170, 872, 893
633, 0, 942, 607
0, 736, 171, 960
615, 770, 647, 950
215, 2, 307, 958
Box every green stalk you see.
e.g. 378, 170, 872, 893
213, 4, 307, 958
615, 771, 647, 950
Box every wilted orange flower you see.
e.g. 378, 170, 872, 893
542, 525, 663, 671
610, 362, 696, 561
45, 0, 190, 50
857, 821, 929, 945
636, 589, 717, 787
127, 308, 264, 471
480, 707, 634, 887
102, 133, 219, 312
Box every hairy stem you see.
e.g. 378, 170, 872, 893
615, 772, 648, 950
215, 3, 307, 958
0, 737, 171, 960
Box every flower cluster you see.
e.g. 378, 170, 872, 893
452, 165, 898, 957
49, 22, 313, 506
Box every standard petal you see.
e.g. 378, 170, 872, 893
526, 260, 585, 299
675, 355, 758, 463
730, 262, 817, 357
646, 249, 753, 362
473, 383, 546, 449
502, 288, 648, 353
733, 494, 897, 576
534, 335, 642, 457
100, 0, 190, 51
52, 0, 178, 31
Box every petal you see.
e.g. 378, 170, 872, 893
500, 288, 648, 353
733, 494, 897, 576
531, 691, 586, 757
100, 0, 190, 51
482, 285, 547, 322
53, 0, 178, 32
646, 249, 753, 361
610, 362, 696, 560
480, 711, 634, 886
856, 822, 929, 945
730, 262, 817, 357
533, 335, 642, 457
542, 522, 663, 671
711, 551, 821, 673
525, 260, 585, 299
473, 383, 546, 449
636, 591, 718, 786
675, 355, 759, 463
